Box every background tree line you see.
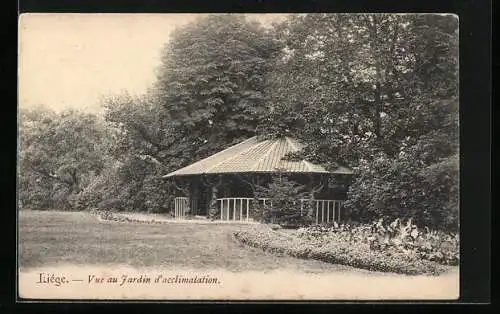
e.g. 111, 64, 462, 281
18, 14, 459, 231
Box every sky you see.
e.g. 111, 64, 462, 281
18, 13, 289, 114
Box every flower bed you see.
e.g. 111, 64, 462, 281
297, 219, 459, 266
234, 218, 458, 275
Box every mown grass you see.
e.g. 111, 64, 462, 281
18, 210, 369, 274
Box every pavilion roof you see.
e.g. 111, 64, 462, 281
163, 136, 353, 178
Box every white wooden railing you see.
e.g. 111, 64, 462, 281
217, 198, 253, 222
173, 197, 199, 219
174, 197, 188, 219
216, 197, 344, 223
309, 199, 343, 224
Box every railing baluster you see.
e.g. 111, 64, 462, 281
223, 199, 226, 220
214, 197, 343, 224
332, 201, 335, 222
326, 201, 330, 222
331, 201, 334, 222
316, 201, 319, 224
335, 201, 338, 222
322, 201, 325, 223
338, 201, 341, 222
232, 199, 236, 221
239, 199, 243, 222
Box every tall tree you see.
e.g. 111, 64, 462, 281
262, 14, 459, 229
154, 14, 282, 165
262, 13, 458, 167
19, 106, 107, 210
99, 92, 172, 213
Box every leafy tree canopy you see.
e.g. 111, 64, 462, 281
154, 14, 282, 164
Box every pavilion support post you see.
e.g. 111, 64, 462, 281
208, 185, 218, 220
190, 180, 199, 216
306, 175, 314, 218
207, 176, 222, 220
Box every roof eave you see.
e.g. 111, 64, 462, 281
162, 169, 353, 179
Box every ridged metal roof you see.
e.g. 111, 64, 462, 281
163, 136, 353, 178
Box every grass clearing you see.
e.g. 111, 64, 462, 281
19, 210, 368, 274
18, 210, 459, 299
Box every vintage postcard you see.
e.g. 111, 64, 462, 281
18, 13, 459, 300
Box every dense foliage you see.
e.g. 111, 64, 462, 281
259, 14, 459, 231
19, 14, 459, 233
345, 152, 459, 231
19, 106, 107, 210
252, 175, 313, 227
98, 93, 172, 212
154, 14, 282, 164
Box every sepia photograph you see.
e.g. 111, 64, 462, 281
18, 13, 459, 300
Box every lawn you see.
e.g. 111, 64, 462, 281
18, 210, 459, 299
18, 210, 365, 274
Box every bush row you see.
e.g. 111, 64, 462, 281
233, 228, 450, 276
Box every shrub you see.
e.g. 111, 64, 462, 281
345, 153, 459, 232
253, 175, 312, 227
